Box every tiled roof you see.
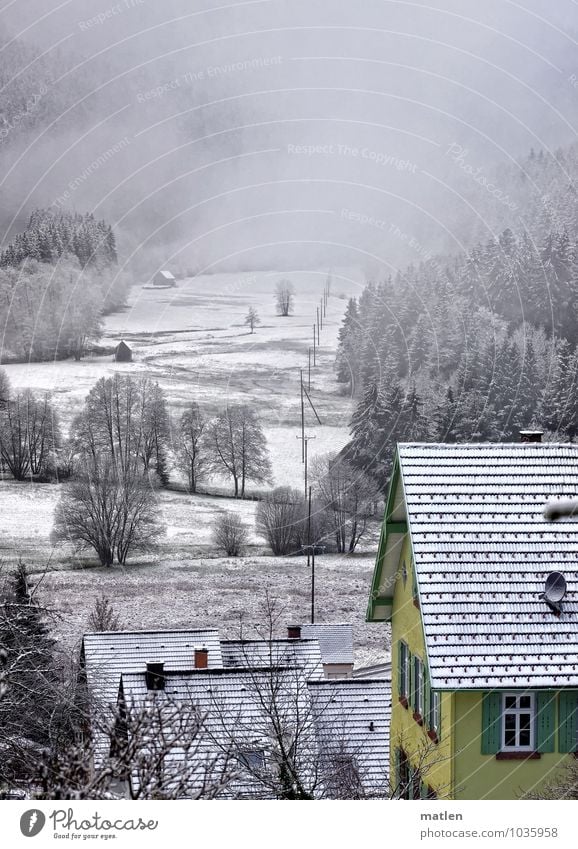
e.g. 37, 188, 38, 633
353, 661, 392, 680
300, 624, 354, 665
119, 670, 390, 798
120, 667, 316, 799
82, 629, 222, 763
308, 679, 390, 797
398, 442, 578, 690
221, 639, 324, 680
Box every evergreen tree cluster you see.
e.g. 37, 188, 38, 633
0, 211, 129, 363
0, 209, 117, 269
339, 223, 578, 487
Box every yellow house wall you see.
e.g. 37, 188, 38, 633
453, 691, 573, 799
390, 536, 453, 798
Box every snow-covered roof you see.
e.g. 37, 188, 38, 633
118, 669, 390, 798
221, 639, 324, 680
308, 679, 390, 797
385, 442, 578, 690
301, 624, 354, 665
82, 629, 222, 763
156, 269, 175, 280
120, 667, 316, 799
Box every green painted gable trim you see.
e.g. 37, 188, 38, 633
386, 521, 408, 534
367, 450, 407, 622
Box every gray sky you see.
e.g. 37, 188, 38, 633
1, 0, 577, 273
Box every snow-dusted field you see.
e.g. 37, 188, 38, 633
0, 267, 388, 666
3, 269, 363, 484
38, 553, 387, 667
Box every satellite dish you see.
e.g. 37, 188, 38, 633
544, 572, 567, 605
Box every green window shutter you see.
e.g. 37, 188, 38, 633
558, 691, 578, 753
481, 692, 502, 754
423, 671, 430, 726
536, 691, 556, 753
397, 641, 405, 697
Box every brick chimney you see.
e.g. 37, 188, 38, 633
194, 647, 209, 669
520, 430, 543, 443
145, 662, 165, 691
287, 625, 301, 640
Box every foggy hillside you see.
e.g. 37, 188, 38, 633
1, 0, 578, 274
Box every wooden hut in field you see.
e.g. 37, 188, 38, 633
114, 340, 132, 362
153, 270, 176, 287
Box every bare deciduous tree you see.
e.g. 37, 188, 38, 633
0, 391, 60, 480
244, 306, 261, 333
255, 486, 303, 555
208, 405, 272, 497
71, 375, 170, 484
275, 280, 295, 317
311, 453, 380, 553
51, 455, 165, 566
176, 403, 208, 493
35, 696, 236, 800
213, 511, 248, 556
0, 368, 11, 407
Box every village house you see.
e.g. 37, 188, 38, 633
113, 340, 132, 362
367, 439, 578, 800
152, 270, 176, 287
80, 624, 390, 799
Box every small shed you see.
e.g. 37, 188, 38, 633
114, 340, 132, 362
153, 270, 176, 287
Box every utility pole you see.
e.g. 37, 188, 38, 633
316, 307, 320, 345
308, 485, 315, 624
308, 347, 311, 390
313, 324, 316, 365
320, 298, 323, 330
300, 369, 305, 463
299, 434, 316, 501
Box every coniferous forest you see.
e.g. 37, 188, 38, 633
0, 210, 129, 362
339, 144, 578, 486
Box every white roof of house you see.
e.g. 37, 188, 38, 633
120, 667, 316, 799
397, 442, 578, 690
82, 629, 222, 763
308, 679, 390, 797
156, 269, 175, 279
301, 624, 354, 665
221, 639, 324, 680
118, 669, 390, 798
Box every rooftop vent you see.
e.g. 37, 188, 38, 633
145, 662, 165, 691
540, 571, 567, 614
520, 430, 543, 443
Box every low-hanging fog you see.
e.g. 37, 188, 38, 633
1, 0, 577, 275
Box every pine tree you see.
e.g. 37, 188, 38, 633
0, 562, 57, 787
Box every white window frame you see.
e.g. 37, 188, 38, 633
501, 692, 535, 752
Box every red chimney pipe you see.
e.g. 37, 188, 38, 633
194, 647, 209, 669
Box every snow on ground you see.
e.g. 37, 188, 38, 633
38, 553, 388, 668
0, 267, 388, 666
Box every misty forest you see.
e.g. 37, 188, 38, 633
1, 0, 578, 803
